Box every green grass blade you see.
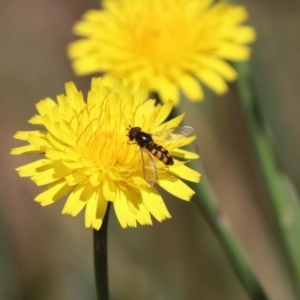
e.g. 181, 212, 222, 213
186, 159, 269, 300
234, 61, 300, 296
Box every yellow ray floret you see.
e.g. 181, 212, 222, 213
11, 78, 200, 229
68, 0, 256, 104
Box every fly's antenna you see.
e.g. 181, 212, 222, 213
120, 111, 130, 131
120, 112, 133, 140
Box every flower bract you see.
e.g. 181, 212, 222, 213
11, 78, 200, 229
68, 0, 256, 104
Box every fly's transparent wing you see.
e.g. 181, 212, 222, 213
140, 148, 157, 186
151, 125, 194, 142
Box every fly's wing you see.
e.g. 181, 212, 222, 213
140, 148, 157, 186
151, 125, 194, 142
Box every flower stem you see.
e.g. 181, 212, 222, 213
234, 62, 300, 297
163, 100, 268, 299
93, 202, 111, 300
186, 159, 268, 300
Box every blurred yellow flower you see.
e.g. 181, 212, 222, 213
68, 0, 255, 104
11, 78, 200, 229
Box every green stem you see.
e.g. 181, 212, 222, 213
163, 100, 268, 299
151, 90, 268, 299
93, 202, 111, 300
186, 158, 268, 300
234, 62, 300, 297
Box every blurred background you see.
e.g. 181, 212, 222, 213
1, 0, 300, 299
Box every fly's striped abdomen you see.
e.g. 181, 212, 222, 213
148, 143, 174, 165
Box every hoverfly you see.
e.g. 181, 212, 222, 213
127, 125, 194, 185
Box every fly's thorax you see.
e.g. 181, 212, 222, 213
135, 131, 153, 148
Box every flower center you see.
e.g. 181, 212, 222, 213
127, 10, 193, 66
79, 127, 123, 167
73, 108, 140, 179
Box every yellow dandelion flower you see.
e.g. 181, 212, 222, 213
68, 0, 255, 104
11, 78, 200, 229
